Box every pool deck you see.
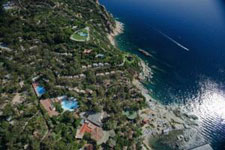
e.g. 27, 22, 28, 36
40, 98, 60, 117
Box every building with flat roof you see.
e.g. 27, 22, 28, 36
87, 112, 106, 127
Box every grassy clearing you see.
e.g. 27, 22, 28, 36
70, 27, 89, 42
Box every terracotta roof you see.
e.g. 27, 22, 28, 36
76, 122, 91, 139
76, 122, 104, 141
81, 123, 92, 134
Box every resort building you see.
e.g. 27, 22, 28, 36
104, 63, 110, 66
76, 121, 104, 141
98, 63, 104, 67
82, 65, 87, 69
95, 54, 104, 58
76, 112, 112, 144
87, 112, 107, 127
83, 49, 92, 54
93, 63, 99, 67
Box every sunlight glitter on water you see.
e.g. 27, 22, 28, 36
190, 80, 225, 121
186, 79, 225, 143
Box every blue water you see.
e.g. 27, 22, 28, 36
100, 0, 225, 149
79, 32, 88, 37
36, 86, 46, 96
61, 98, 79, 111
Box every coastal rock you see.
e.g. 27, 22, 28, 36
171, 117, 185, 124
172, 123, 184, 130
178, 129, 206, 150
139, 60, 152, 81
107, 21, 124, 46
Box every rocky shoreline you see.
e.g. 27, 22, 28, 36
135, 57, 209, 150
109, 18, 209, 150
108, 20, 124, 46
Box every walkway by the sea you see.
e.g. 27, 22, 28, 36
190, 144, 213, 150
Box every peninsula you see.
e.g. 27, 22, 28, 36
0, 0, 210, 150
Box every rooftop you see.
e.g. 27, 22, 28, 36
76, 121, 104, 142
87, 112, 106, 127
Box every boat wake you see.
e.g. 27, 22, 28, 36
156, 29, 190, 51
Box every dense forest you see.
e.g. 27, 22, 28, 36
0, 0, 146, 149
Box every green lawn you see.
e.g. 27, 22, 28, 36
70, 27, 89, 42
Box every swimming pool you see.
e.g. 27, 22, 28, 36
79, 32, 88, 37
36, 86, 46, 96
61, 98, 79, 111
33, 83, 46, 97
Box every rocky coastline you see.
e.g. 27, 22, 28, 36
135, 54, 209, 150
107, 20, 124, 46
109, 18, 208, 150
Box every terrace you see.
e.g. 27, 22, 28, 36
40, 98, 60, 117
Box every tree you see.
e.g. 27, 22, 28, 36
54, 102, 63, 113
0, 0, 8, 13
86, 70, 96, 84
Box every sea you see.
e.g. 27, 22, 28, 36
99, 0, 225, 149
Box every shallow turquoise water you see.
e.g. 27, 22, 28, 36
100, 0, 225, 149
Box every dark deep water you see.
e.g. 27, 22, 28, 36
100, 0, 225, 149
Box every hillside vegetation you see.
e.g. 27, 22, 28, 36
0, 0, 146, 149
